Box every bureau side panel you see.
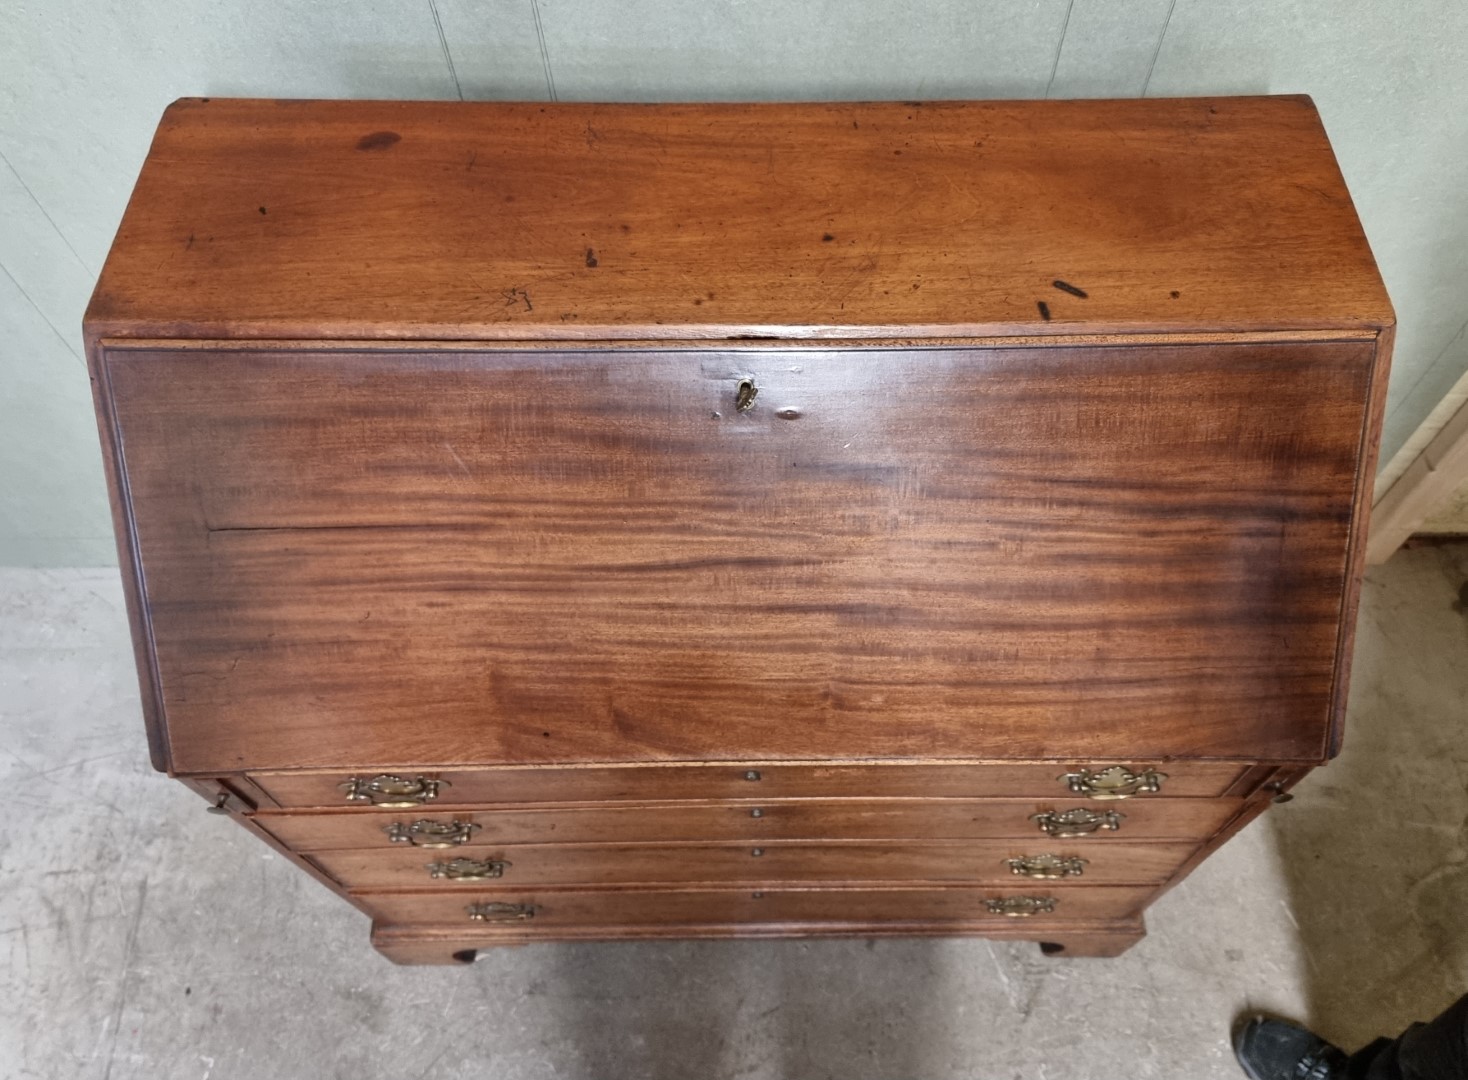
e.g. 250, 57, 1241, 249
1326, 326, 1394, 758
101, 340, 1373, 771
85, 336, 170, 770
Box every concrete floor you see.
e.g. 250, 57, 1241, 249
2, 545, 1466, 1080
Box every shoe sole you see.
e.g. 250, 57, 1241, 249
1233, 1019, 1268, 1080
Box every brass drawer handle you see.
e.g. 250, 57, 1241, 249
467, 901, 535, 922
428, 856, 508, 881
339, 774, 447, 807
1060, 765, 1166, 800
1005, 853, 1087, 879
1031, 808, 1125, 838
986, 896, 1057, 918
385, 819, 482, 848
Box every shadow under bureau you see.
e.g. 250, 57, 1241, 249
86, 96, 1393, 963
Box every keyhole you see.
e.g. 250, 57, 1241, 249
735, 377, 758, 412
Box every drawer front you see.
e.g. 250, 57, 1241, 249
312, 839, 1197, 889
110, 343, 1368, 773
249, 762, 1250, 808
258, 796, 1245, 849
358, 884, 1157, 929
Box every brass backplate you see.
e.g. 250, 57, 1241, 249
985, 895, 1058, 917
1005, 853, 1088, 879
1031, 808, 1125, 838
339, 774, 447, 807
1060, 765, 1167, 800
384, 819, 481, 848
467, 901, 535, 922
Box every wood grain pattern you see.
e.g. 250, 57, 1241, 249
105, 340, 1372, 771
371, 916, 1149, 961
247, 762, 1249, 809
312, 838, 1196, 889
85, 97, 1394, 961
1328, 321, 1395, 754
85, 97, 1390, 343
256, 796, 1245, 849
356, 883, 1156, 930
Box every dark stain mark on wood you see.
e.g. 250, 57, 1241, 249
585, 248, 598, 268
822, 233, 835, 242
1170, 290, 1181, 299
1037, 300, 1052, 321
1052, 280, 1088, 298
186, 233, 195, 250
258, 206, 267, 215
356, 131, 402, 151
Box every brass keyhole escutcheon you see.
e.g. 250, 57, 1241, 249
735, 377, 758, 412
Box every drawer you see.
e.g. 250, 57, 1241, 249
312, 839, 1198, 889
357, 884, 1158, 930
249, 761, 1252, 808
257, 796, 1246, 849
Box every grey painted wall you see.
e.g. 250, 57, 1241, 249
3, 0, 1466, 565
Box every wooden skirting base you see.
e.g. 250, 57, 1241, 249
370, 917, 1148, 965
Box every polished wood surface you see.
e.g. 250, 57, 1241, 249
313, 838, 1196, 889
87, 97, 1393, 961
356, 884, 1156, 929
372, 915, 1150, 956
256, 796, 1247, 849
372, 917, 1148, 961
86, 97, 1389, 342
248, 762, 1250, 808
105, 341, 1371, 772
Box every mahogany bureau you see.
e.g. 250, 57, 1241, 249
86, 96, 1393, 964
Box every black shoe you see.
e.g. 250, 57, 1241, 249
1233, 1017, 1348, 1080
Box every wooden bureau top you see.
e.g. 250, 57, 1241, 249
87, 96, 1391, 344
89, 97, 1393, 776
